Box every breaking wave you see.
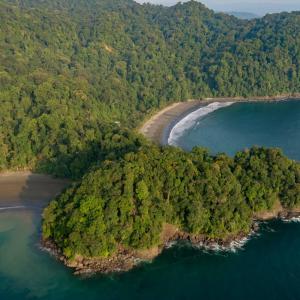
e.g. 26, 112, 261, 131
0, 206, 26, 211
168, 102, 234, 146
282, 216, 300, 223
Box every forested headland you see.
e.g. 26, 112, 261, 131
1, 0, 300, 273
43, 146, 300, 273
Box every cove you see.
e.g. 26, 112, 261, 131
1, 100, 300, 299
172, 100, 300, 161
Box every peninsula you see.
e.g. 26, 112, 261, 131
42, 145, 300, 274
0, 0, 299, 276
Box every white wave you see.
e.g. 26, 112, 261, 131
199, 238, 249, 253
227, 236, 250, 253
194, 230, 257, 254
168, 102, 234, 146
282, 216, 300, 223
0, 206, 26, 211
165, 240, 178, 249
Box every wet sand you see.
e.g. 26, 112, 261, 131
139, 100, 205, 145
139, 94, 300, 144
0, 172, 70, 210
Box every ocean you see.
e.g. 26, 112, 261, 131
1, 100, 300, 299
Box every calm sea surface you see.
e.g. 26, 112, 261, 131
1, 100, 300, 300
175, 100, 300, 161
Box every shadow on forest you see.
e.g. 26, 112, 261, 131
0, 126, 143, 212
33, 140, 104, 180
33, 130, 144, 180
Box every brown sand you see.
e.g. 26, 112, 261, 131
0, 171, 70, 210
139, 94, 300, 144
139, 100, 205, 144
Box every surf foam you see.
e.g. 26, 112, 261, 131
282, 216, 300, 223
168, 102, 234, 146
0, 206, 26, 211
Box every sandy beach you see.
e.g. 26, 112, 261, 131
139, 94, 300, 144
139, 100, 206, 144
1, 95, 300, 210
0, 172, 70, 210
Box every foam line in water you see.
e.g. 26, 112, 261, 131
168, 102, 234, 146
0, 206, 26, 211
282, 216, 300, 223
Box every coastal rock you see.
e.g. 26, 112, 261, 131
41, 208, 300, 275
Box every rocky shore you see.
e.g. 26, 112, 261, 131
41, 206, 300, 275
41, 95, 300, 275
42, 239, 148, 275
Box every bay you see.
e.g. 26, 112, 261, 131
1, 100, 300, 299
174, 100, 300, 161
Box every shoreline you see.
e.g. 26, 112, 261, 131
3, 94, 300, 276
0, 171, 70, 211
139, 94, 300, 145
42, 207, 300, 275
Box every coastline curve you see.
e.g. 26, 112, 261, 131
139, 94, 300, 145
167, 102, 234, 146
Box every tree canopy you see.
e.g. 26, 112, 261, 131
43, 146, 300, 258
1, 0, 300, 261
1, 0, 300, 177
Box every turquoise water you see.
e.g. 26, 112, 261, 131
1, 100, 300, 299
175, 100, 300, 160
2, 210, 300, 299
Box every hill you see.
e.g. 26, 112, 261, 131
1, 0, 300, 178
227, 11, 260, 19
1, 0, 300, 273
42, 146, 300, 273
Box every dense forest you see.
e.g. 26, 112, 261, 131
1, 0, 300, 263
43, 146, 300, 258
1, 0, 300, 178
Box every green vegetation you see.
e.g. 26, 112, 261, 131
1, 0, 300, 178
43, 146, 300, 258
227, 12, 260, 20
1, 0, 300, 261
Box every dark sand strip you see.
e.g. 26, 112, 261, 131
0, 172, 70, 211
139, 100, 205, 144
